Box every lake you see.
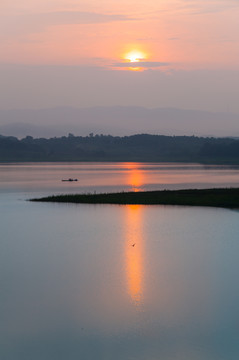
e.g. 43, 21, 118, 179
1, 162, 239, 360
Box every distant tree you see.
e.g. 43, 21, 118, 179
0, 133, 239, 163
22, 135, 33, 142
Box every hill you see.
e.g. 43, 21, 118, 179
0, 106, 239, 138
1, 133, 239, 163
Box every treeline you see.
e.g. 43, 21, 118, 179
1, 133, 239, 163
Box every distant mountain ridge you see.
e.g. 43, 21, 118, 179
1, 133, 239, 164
0, 106, 238, 138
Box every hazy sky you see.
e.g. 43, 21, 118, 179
1, 0, 239, 114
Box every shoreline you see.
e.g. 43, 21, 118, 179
30, 188, 239, 209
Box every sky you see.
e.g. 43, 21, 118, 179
1, 0, 239, 121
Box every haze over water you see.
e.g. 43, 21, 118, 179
1, 162, 239, 360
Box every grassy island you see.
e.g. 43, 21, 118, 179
30, 188, 239, 209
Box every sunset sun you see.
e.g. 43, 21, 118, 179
125, 50, 146, 63
119, 49, 148, 71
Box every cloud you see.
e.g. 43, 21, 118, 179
112, 61, 170, 69
32, 11, 132, 25
168, 37, 180, 41
2, 11, 134, 36
180, 0, 239, 14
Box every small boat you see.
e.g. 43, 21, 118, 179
62, 178, 78, 182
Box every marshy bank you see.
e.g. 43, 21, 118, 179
30, 187, 239, 209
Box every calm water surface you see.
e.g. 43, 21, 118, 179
1, 163, 239, 360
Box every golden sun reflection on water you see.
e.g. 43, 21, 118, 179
125, 205, 144, 306
124, 162, 144, 192
129, 169, 143, 191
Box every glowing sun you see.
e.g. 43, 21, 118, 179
125, 50, 146, 63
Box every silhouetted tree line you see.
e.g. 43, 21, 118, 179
0, 133, 239, 163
